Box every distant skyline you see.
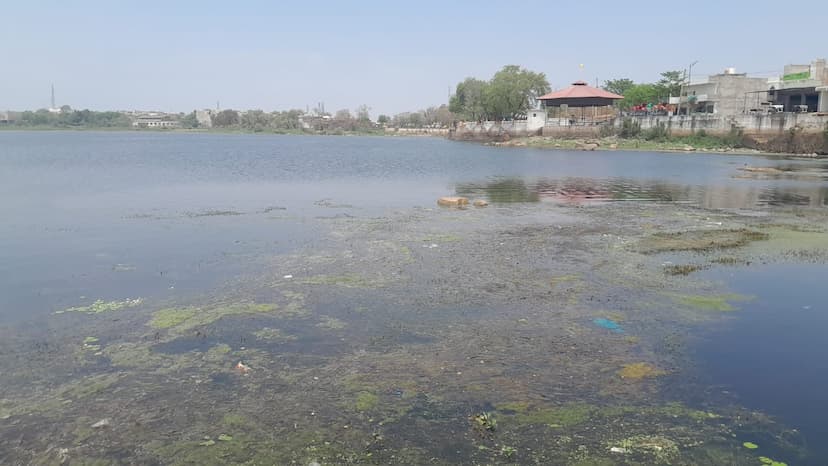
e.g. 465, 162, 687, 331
2, 0, 827, 116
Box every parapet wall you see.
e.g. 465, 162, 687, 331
623, 113, 828, 136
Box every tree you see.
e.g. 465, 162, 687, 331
271, 109, 303, 131
377, 114, 389, 125
181, 111, 199, 129
602, 78, 635, 96
449, 77, 488, 121
212, 109, 240, 127
656, 70, 684, 98
483, 65, 550, 120
355, 105, 371, 122
241, 110, 270, 132
619, 83, 661, 109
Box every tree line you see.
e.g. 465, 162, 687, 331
602, 71, 684, 110
10, 107, 132, 128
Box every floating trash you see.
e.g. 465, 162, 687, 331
235, 361, 251, 374
593, 318, 623, 333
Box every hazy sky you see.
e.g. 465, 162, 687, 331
2, 0, 826, 116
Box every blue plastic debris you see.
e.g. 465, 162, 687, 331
593, 318, 624, 333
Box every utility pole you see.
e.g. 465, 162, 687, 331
678, 61, 699, 116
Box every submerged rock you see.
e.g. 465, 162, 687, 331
437, 196, 469, 207
91, 418, 110, 428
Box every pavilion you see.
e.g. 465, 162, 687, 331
538, 81, 623, 125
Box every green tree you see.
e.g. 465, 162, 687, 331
271, 109, 303, 130
212, 109, 240, 127
656, 70, 684, 98
241, 110, 270, 132
602, 78, 635, 96
355, 105, 371, 122
619, 83, 661, 109
483, 65, 550, 120
377, 114, 389, 125
449, 77, 488, 121
180, 111, 199, 129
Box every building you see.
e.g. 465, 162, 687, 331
681, 69, 769, 115
195, 110, 213, 128
538, 81, 623, 125
131, 113, 180, 128
768, 58, 828, 113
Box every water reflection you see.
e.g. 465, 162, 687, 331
456, 176, 828, 209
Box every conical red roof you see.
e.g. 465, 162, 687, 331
538, 81, 624, 100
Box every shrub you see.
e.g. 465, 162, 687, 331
619, 118, 641, 138
599, 124, 617, 138
723, 126, 744, 147
643, 122, 670, 141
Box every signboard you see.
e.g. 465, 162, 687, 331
783, 71, 810, 81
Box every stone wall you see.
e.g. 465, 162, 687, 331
449, 120, 540, 141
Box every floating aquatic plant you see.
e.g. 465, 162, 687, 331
57, 298, 143, 314
759, 456, 787, 466
743, 442, 758, 449
473, 412, 497, 431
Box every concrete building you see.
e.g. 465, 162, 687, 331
681, 69, 769, 115
195, 110, 213, 128
768, 58, 828, 113
131, 114, 180, 128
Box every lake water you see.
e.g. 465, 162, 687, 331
1, 131, 827, 464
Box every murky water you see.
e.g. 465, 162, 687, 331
696, 265, 828, 463
1, 131, 827, 464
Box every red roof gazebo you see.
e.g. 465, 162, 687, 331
538, 81, 623, 124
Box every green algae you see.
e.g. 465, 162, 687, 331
58, 373, 122, 400
618, 362, 666, 380
148, 302, 278, 333
57, 298, 143, 314
420, 234, 463, 243
759, 456, 788, 466
103, 342, 171, 369
496, 401, 718, 431
672, 293, 751, 312
217, 434, 233, 442
149, 307, 199, 329
221, 413, 251, 429
614, 435, 679, 462
637, 228, 769, 254
549, 274, 581, 287
664, 263, 705, 275
298, 273, 384, 288
743, 441, 759, 449
316, 316, 347, 330
496, 402, 592, 428
355, 391, 379, 411
252, 327, 297, 342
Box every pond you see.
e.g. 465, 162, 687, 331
0, 131, 826, 464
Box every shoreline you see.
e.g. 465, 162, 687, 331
476, 135, 828, 159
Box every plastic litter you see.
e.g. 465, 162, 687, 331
593, 318, 624, 333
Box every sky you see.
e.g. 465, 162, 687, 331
2, 0, 826, 116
